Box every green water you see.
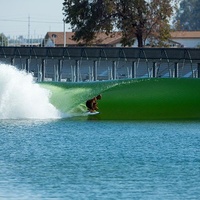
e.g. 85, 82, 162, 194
41, 78, 200, 120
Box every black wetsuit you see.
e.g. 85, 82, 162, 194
86, 98, 97, 111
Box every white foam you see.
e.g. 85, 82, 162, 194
0, 64, 62, 119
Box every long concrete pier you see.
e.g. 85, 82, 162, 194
0, 47, 200, 82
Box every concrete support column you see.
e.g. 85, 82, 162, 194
174, 62, 179, 78
75, 60, 80, 82
41, 59, 46, 82
53, 65, 57, 81
93, 60, 98, 81
112, 61, 117, 80
131, 61, 137, 78
11, 58, 15, 65
88, 66, 92, 81
54, 60, 62, 82
25, 58, 30, 73
197, 63, 200, 78
71, 65, 75, 82
152, 62, 157, 78
58, 59, 63, 81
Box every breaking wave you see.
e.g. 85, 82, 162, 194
0, 64, 61, 119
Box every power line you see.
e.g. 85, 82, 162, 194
0, 18, 62, 24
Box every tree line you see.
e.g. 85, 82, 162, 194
175, 0, 200, 30
63, 0, 200, 47
0, 33, 8, 46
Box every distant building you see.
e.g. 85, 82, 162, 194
43, 32, 122, 47
170, 31, 200, 48
43, 31, 200, 48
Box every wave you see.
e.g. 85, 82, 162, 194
40, 78, 200, 120
1, 64, 200, 120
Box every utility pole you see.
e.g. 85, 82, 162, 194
28, 15, 30, 46
63, 19, 66, 47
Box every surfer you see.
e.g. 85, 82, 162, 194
86, 94, 102, 112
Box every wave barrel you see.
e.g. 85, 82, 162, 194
41, 78, 200, 120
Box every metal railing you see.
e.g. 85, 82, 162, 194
0, 47, 200, 82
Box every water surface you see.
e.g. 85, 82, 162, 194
0, 119, 200, 199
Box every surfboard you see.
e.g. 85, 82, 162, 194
86, 111, 100, 115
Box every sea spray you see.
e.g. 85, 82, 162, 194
0, 64, 61, 119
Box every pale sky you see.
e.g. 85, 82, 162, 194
0, 0, 71, 38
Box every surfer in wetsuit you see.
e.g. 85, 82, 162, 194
86, 94, 102, 112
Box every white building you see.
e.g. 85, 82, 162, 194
171, 31, 200, 48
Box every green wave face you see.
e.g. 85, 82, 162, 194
40, 78, 200, 120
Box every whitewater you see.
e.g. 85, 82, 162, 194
0, 63, 61, 119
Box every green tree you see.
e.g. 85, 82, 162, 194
174, 0, 200, 30
63, 0, 178, 47
0, 33, 8, 46
63, 0, 115, 44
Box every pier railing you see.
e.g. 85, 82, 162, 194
0, 47, 200, 82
